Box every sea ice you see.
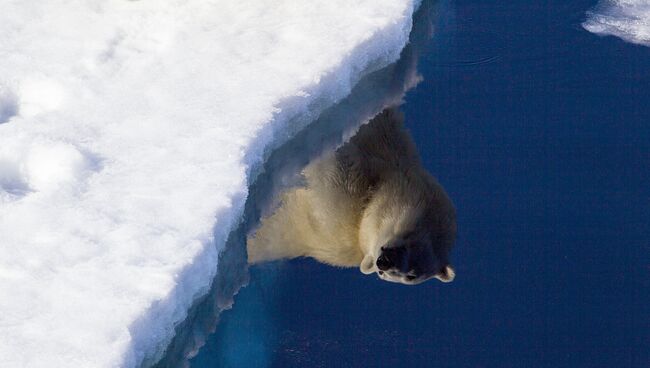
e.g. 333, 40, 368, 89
0, 0, 419, 367
583, 0, 650, 46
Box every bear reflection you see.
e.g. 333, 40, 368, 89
247, 107, 456, 285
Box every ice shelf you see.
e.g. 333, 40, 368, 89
0, 0, 420, 367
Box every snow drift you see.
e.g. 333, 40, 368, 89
583, 0, 650, 46
0, 0, 420, 367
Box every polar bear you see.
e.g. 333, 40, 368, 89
247, 107, 456, 285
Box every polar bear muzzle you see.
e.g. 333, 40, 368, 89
371, 244, 455, 285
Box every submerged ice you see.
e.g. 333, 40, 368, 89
0, 1, 420, 367
583, 0, 650, 46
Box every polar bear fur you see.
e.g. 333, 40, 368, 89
247, 107, 456, 285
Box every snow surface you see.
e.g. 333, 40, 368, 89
583, 0, 650, 46
0, 1, 419, 367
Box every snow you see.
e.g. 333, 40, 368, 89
583, 0, 650, 46
0, 1, 419, 367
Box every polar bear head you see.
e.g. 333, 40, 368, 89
358, 172, 456, 285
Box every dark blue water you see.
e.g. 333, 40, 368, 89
191, 1, 649, 367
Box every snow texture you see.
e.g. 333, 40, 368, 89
155, 1, 439, 364
583, 0, 650, 46
0, 1, 419, 367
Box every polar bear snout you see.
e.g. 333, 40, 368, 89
376, 247, 403, 271
375, 245, 455, 285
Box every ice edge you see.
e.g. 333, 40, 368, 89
130, 3, 420, 367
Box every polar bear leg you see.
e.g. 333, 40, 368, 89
247, 188, 313, 264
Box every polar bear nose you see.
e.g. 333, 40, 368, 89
376, 254, 392, 271
377, 246, 407, 271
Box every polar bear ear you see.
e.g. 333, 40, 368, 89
434, 265, 455, 283
360, 255, 376, 275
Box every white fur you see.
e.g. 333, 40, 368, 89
248, 108, 456, 284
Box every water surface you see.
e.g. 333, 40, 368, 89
192, 1, 649, 367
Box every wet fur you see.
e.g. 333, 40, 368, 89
247, 108, 455, 277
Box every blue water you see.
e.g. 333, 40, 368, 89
191, 1, 649, 367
